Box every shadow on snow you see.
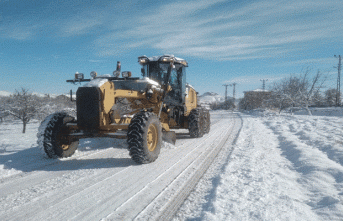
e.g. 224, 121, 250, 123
0, 138, 137, 173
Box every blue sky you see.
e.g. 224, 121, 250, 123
1, 0, 342, 98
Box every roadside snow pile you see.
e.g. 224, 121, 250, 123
292, 107, 343, 116
175, 110, 343, 221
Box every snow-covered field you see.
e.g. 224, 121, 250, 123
1, 109, 343, 220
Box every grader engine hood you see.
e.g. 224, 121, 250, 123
76, 77, 162, 130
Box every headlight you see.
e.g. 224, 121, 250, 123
138, 56, 148, 65
180, 60, 188, 67
139, 58, 148, 64
75, 72, 84, 80
122, 71, 132, 78
90, 71, 97, 78
161, 56, 174, 62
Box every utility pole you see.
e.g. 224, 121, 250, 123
260, 79, 268, 90
229, 83, 237, 109
334, 55, 341, 106
222, 84, 229, 103
229, 83, 237, 99
222, 84, 229, 110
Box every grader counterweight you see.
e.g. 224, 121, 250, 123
38, 55, 210, 164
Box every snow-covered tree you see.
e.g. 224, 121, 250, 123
325, 88, 339, 107
239, 90, 271, 111
0, 97, 7, 122
4, 88, 40, 133
312, 90, 325, 107
271, 69, 326, 114
36, 94, 76, 120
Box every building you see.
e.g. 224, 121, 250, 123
240, 89, 271, 110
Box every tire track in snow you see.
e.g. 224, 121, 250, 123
0, 111, 239, 221
0, 141, 130, 198
69, 112, 236, 220
149, 112, 243, 221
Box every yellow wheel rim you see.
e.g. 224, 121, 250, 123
61, 144, 70, 150
147, 124, 158, 152
57, 127, 70, 150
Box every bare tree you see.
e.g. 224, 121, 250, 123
271, 69, 326, 115
0, 97, 6, 122
325, 88, 339, 107
36, 94, 76, 120
239, 91, 271, 111
312, 90, 324, 107
5, 88, 40, 133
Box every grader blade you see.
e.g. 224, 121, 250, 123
162, 131, 176, 145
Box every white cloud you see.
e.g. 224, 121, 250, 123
60, 18, 102, 37
94, 0, 343, 60
280, 57, 337, 66
1, 0, 342, 61
0, 20, 42, 40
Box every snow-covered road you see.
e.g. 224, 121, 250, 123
0, 111, 242, 220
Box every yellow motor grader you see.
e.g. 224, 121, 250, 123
38, 55, 210, 163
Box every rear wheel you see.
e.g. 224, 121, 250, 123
188, 108, 204, 138
40, 112, 78, 158
127, 112, 162, 164
203, 110, 211, 134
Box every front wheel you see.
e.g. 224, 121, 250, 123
127, 112, 162, 164
38, 112, 78, 158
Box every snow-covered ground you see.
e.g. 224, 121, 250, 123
1, 109, 343, 220
175, 108, 343, 221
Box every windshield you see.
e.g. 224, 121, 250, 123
143, 62, 168, 84
143, 62, 186, 104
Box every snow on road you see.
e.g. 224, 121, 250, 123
0, 111, 241, 220
1, 109, 343, 221
175, 109, 343, 221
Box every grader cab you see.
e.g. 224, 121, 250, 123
38, 55, 210, 164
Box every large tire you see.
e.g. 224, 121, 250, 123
203, 110, 211, 134
39, 112, 78, 158
127, 112, 162, 164
188, 108, 204, 138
